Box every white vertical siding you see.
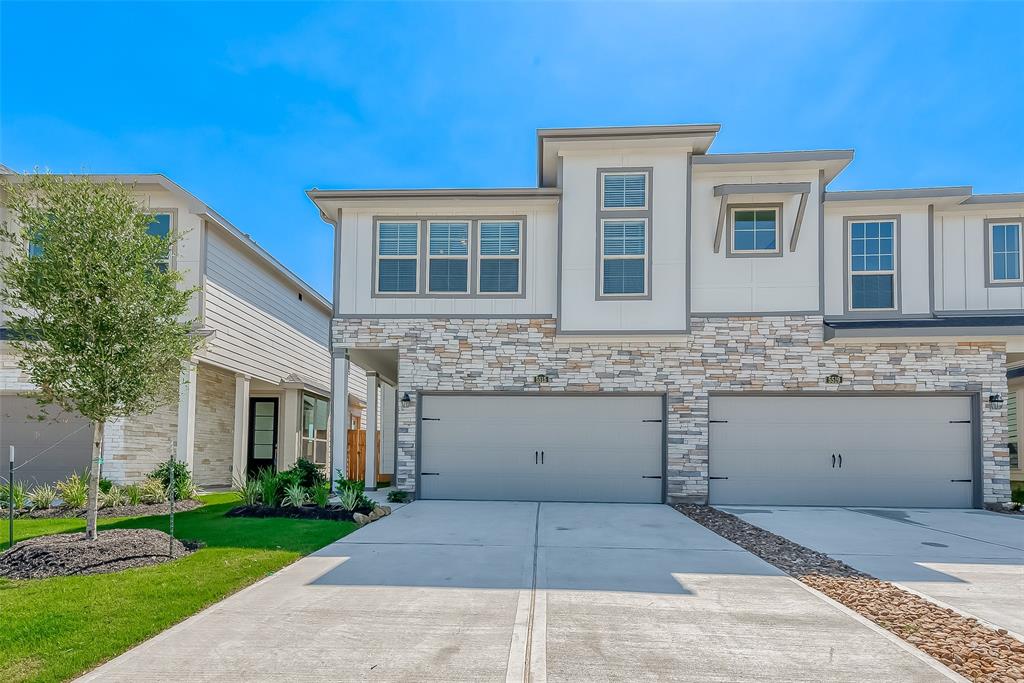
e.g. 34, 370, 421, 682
936, 208, 1024, 313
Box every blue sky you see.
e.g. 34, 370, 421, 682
3, 2, 1022, 297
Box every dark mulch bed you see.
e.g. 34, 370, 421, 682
226, 504, 373, 522
0, 529, 197, 580
20, 499, 203, 519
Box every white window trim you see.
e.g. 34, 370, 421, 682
847, 218, 898, 312
300, 392, 331, 469
374, 220, 420, 295
600, 171, 649, 211
150, 212, 174, 271
477, 219, 523, 295
988, 220, 1024, 285
599, 218, 649, 297
426, 220, 471, 295
729, 205, 782, 255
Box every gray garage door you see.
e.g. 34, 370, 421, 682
709, 395, 975, 508
419, 394, 664, 502
1, 395, 92, 486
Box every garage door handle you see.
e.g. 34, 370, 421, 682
422, 417, 440, 422
541, 450, 544, 464
642, 419, 662, 423
709, 476, 728, 480
949, 420, 971, 424
642, 475, 662, 479
710, 420, 728, 423
951, 479, 971, 483
535, 451, 538, 464
832, 453, 836, 468
421, 472, 439, 476
838, 453, 842, 468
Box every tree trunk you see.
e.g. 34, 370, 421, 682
85, 421, 104, 540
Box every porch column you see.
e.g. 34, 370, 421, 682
365, 371, 379, 490
279, 388, 300, 470
175, 360, 198, 472
231, 373, 250, 483
330, 353, 349, 488
380, 382, 397, 482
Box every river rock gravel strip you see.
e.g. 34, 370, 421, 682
674, 504, 1024, 683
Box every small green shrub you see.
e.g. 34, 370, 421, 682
98, 477, 114, 494
28, 483, 57, 510
99, 485, 129, 509
233, 476, 261, 506
1012, 486, 1024, 505
150, 459, 195, 501
289, 458, 327, 489
139, 477, 167, 504
256, 468, 281, 507
1, 482, 28, 510
122, 483, 142, 506
338, 486, 361, 512
281, 482, 307, 508
57, 473, 88, 509
311, 482, 330, 508
334, 474, 372, 511
387, 489, 410, 504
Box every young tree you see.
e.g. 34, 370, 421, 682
0, 174, 201, 539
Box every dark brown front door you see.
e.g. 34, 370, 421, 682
247, 397, 279, 477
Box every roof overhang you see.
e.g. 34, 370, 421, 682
693, 150, 854, 185
824, 315, 1024, 352
824, 186, 973, 209
307, 187, 561, 219
537, 124, 720, 187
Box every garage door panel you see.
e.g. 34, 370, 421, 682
420, 395, 663, 503
710, 395, 974, 508
1, 397, 92, 485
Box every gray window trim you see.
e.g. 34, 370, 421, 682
371, 217, 422, 298
426, 219, 473, 296
843, 214, 902, 317
983, 217, 1024, 288
596, 166, 653, 301
371, 215, 528, 299
725, 203, 784, 258
475, 216, 528, 298
149, 207, 178, 272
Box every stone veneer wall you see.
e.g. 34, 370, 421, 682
194, 363, 236, 486
333, 315, 1011, 505
103, 404, 178, 483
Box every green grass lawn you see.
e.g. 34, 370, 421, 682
0, 493, 356, 683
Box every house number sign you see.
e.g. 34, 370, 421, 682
825, 374, 844, 385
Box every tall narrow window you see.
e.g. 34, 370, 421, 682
849, 219, 896, 310
989, 221, 1023, 284
601, 219, 647, 295
301, 393, 330, 470
427, 221, 470, 293
377, 221, 419, 293
602, 172, 648, 209
478, 220, 522, 294
147, 213, 172, 272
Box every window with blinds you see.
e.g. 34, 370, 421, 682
602, 172, 647, 209
601, 220, 647, 295
377, 222, 419, 293
427, 222, 470, 293
479, 220, 521, 294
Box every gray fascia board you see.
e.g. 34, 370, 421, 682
536, 123, 721, 139
825, 325, 1024, 340
307, 188, 561, 201
694, 150, 854, 165
961, 193, 1024, 205
824, 186, 973, 202
713, 182, 811, 197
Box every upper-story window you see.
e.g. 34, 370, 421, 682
602, 172, 648, 210
377, 221, 419, 293
848, 218, 897, 311
427, 221, 470, 293
988, 220, 1023, 285
478, 220, 522, 294
148, 213, 172, 272
729, 206, 781, 256
601, 220, 647, 295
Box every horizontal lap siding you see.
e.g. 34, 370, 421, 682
201, 229, 330, 388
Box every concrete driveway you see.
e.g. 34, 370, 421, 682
720, 506, 1024, 639
82, 502, 954, 682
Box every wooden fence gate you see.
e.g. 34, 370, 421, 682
346, 430, 391, 485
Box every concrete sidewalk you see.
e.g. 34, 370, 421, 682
79, 501, 955, 681
721, 506, 1024, 639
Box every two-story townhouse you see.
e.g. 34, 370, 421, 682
310, 124, 1022, 508
1, 172, 368, 487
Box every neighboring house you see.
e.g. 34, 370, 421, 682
310, 123, 1022, 508
0, 172, 365, 487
